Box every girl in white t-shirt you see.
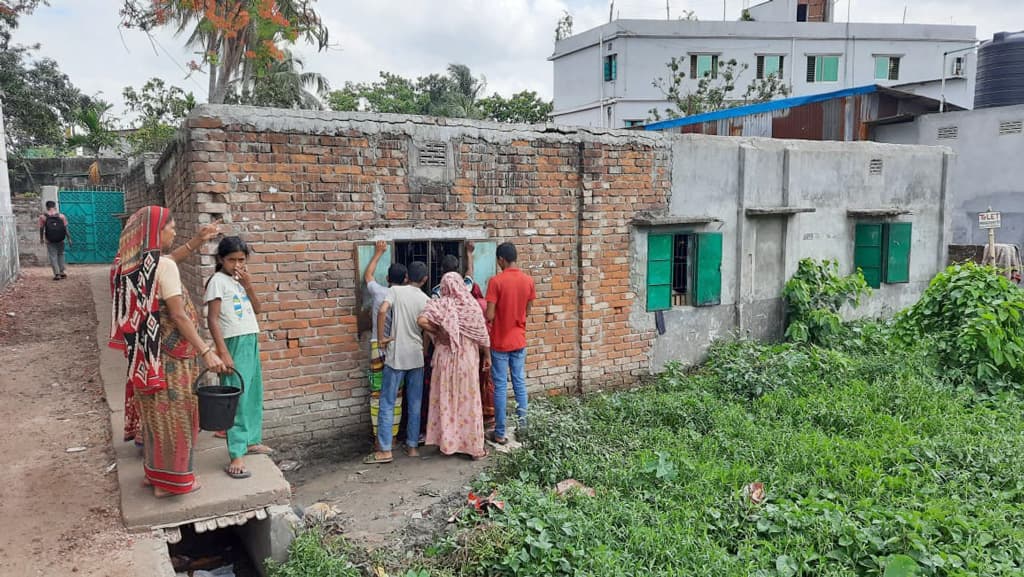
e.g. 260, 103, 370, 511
204, 236, 271, 479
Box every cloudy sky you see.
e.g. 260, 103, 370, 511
12, 0, 1020, 121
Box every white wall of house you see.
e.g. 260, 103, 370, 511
630, 135, 952, 369
552, 19, 977, 128
875, 104, 1024, 251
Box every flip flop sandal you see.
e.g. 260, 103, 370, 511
224, 465, 252, 479
362, 453, 394, 465
213, 431, 227, 439
247, 445, 274, 455
472, 450, 490, 461
486, 431, 508, 445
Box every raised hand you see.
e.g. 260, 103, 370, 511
197, 219, 224, 242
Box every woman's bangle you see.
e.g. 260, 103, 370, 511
187, 239, 198, 252
200, 345, 212, 356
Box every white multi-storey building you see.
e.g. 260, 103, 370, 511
550, 0, 977, 128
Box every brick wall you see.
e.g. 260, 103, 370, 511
160, 106, 671, 455
124, 153, 166, 214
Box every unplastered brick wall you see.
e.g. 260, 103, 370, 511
124, 152, 166, 214
161, 106, 670, 454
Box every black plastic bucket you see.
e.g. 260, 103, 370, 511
193, 368, 245, 431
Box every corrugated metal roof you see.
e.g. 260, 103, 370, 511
644, 85, 879, 131
644, 84, 961, 132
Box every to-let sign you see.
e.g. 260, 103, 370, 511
979, 211, 1001, 229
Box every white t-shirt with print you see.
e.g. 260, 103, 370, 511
204, 272, 260, 339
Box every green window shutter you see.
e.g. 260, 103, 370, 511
694, 232, 723, 307
471, 240, 497, 295
647, 234, 673, 311
823, 56, 839, 81
611, 55, 617, 80
854, 223, 883, 289
874, 56, 889, 80
604, 58, 610, 81
697, 55, 713, 78
357, 243, 392, 288
884, 222, 912, 284
764, 55, 781, 78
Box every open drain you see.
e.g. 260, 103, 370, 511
167, 521, 259, 577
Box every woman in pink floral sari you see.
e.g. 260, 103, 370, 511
418, 272, 492, 460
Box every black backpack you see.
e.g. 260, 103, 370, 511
44, 214, 67, 243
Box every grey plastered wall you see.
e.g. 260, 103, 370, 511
0, 98, 19, 289
875, 104, 1024, 252
13, 196, 46, 266
633, 135, 951, 371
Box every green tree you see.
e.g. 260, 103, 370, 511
337, 70, 421, 114
122, 77, 196, 155
0, 0, 47, 50
329, 64, 549, 123
229, 49, 330, 109
478, 90, 553, 123
650, 56, 790, 121
1, 44, 91, 156
66, 102, 119, 159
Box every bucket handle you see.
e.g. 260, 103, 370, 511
193, 367, 245, 395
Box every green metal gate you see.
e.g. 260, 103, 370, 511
58, 189, 125, 264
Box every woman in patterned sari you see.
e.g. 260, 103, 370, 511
418, 272, 492, 460
110, 206, 225, 497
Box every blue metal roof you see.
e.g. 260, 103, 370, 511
643, 84, 880, 131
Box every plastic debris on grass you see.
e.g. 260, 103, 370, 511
555, 478, 595, 498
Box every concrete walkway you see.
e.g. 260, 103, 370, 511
89, 267, 291, 532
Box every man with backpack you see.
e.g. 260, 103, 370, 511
38, 201, 71, 280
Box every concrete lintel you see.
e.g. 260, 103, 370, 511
367, 227, 489, 241
846, 208, 914, 217
630, 215, 722, 227
745, 207, 817, 216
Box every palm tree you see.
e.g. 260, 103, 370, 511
66, 103, 118, 160
234, 49, 330, 110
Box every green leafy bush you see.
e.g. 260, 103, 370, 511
782, 259, 871, 346
896, 262, 1024, 391
435, 339, 1024, 576
265, 529, 360, 577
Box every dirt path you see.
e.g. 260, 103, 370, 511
289, 445, 489, 552
0, 266, 134, 577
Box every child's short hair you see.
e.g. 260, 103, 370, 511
497, 242, 517, 263
441, 254, 460, 275
387, 263, 408, 285
408, 261, 429, 284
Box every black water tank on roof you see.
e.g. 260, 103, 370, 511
975, 31, 1024, 109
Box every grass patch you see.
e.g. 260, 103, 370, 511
431, 333, 1024, 576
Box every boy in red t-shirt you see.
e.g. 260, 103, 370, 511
485, 242, 536, 444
